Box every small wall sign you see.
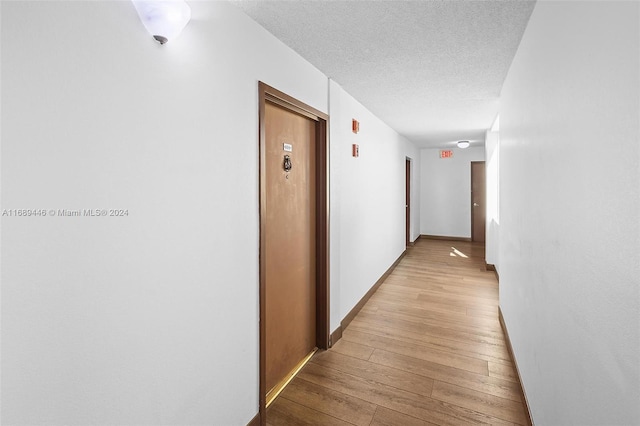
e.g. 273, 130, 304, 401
440, 150, 453, 159
352, 144, 359, 157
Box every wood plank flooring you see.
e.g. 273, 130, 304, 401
267, 238, 528, 425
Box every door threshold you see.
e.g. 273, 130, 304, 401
266, 348, 318, 408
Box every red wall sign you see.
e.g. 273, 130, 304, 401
352, 119, 360, 134
440, 150, 453, 159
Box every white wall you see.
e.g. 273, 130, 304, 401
485, 129, 499, 271
1, 2, 330, 424
500, 1, 640, 424
1, 2, 420, 424
419, 147, 485, 239
329, 81, 419, 331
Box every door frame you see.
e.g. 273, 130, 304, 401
405, 158, 411, 247
470, 161, 486, 243
258, 82, 330, 425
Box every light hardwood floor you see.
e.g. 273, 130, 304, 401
267, 238, 528, 425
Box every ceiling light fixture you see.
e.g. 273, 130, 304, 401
132, 0, 191, 45
457, 140, 470, 149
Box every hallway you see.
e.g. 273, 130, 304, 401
267, 238, 529, 425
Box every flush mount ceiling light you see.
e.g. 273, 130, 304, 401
132, 0, 191, 45
457, 140, 470, 149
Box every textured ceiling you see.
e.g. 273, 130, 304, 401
232, 0, 535, 149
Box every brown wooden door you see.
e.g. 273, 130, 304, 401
406, 159, 411, 247
471, 161, 486, 242
264, 101, 317, 393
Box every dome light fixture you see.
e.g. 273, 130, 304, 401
457, 140, 470, 149
132, 0, 191, 45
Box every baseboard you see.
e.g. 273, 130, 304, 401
485, 263, 499, 282
498, 307, 534, 426
246, 412, 260, 426
420, 234, 472, 242
329, 325, 342, 347
339, 250, 407, 337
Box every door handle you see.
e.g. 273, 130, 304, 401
473, 203, 480, 207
